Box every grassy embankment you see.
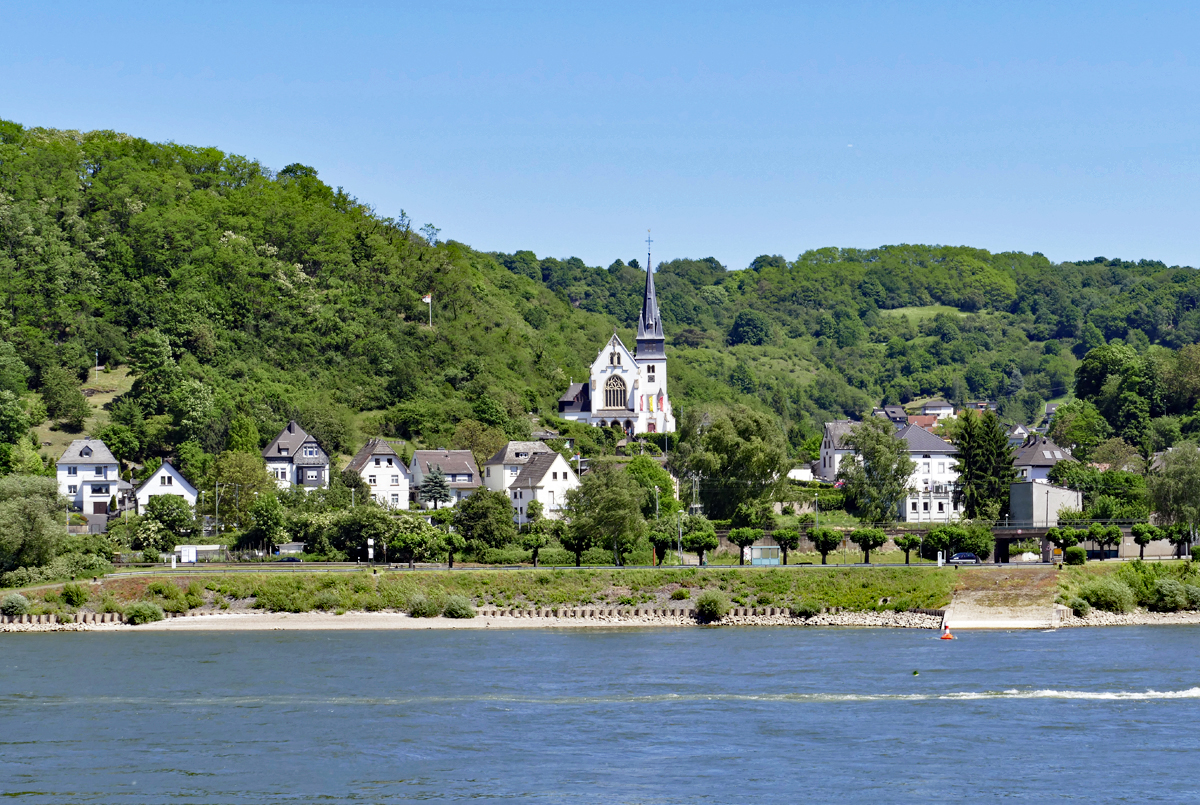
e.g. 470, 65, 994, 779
17, 566, 958, 619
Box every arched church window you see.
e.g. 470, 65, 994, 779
605, 376, 627, 409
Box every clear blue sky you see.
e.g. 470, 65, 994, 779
3, 1, 1199, 270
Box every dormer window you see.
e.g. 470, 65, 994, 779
386, 458, 393, 466
374, 458, 381, 466
81, 447, 92, 457
279, 447, 289, 456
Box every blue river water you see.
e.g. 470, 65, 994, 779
3, 625, 1200, 803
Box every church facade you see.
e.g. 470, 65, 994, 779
557, 261, 676, 435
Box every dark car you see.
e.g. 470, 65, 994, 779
948, 552, 981, 565
277, 557, 301, 563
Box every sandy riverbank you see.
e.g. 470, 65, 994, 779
0, 609, 943, 632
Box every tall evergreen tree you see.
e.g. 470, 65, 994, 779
420, 467, 453, 510
952, 410, 1016, 519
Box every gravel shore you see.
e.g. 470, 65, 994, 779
0, 609, 943, 632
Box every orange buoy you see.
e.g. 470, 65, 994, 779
940, 622, 954, 640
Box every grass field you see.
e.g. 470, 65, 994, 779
34, 366, 134, 460
877, 305, 967, 320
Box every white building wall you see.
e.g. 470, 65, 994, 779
58, 462, 119, 513
358, 456, 411, 509
135, 465, 198, 512
901, 450, 961, 522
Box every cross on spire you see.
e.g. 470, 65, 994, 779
646, 229, 652, 270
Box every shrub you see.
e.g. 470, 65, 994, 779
1192, 546, 1200, 563
408, 594, 441, 618
60, 582, 89, 607
1, 592, 30, 616
442, 595, 475, 619
124, 602, 164, 624
313, 589, 341, 611
694, 590, 728, 623
1153, 578, 1190, 612
1115, 560, 1167, 607
792, 600, 821, 619
141, 548, 161, 564
1064, 546, 1087, 565
1077, 577, 1136, 614
670, 588, 690, 600
1067, 597, 1091, 617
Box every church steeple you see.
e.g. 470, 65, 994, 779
636, 231, 665, 358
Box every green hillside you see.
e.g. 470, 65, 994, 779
4, 118, 1200, 471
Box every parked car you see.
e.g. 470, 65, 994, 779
948, 552, 981, 565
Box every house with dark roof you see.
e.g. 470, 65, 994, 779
482, 441, 579, 524
921, 399, 956, 420
872, 405, 908, 427
896, 423, 961, 523
56, 439, 119, 519
263, 421, 330, 489
818, 420, 857, 482
1014, 435, 1076, 482
346, 439, 412, 509
134, 460, 198, 513
409, 449, 480, 509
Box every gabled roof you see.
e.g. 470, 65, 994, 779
410, 449, 480, 488
511, 451, 567, 488
823, 420, 857, 449
59, 439, 117, 464
896, 423, 955, 454
263, 421, 326, 463
346, 438, 400, 473
134, 460, 198, 496
484, 441, 554, 466
908, 415, 939, 429
1014, 436, 1076, 467
923, 399, 953, 409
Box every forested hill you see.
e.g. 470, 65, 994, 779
3, 118, 1200, 469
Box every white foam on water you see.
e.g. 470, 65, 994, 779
10, 688, 1200, 706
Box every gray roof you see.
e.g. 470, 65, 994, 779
896, 423, 955, 454
346, 438, 400, 474
923, 399, 952, 408
510, 451, 564, 489
823, 420, 857, 449
484, 441, 555, 466
58, 439, 117, 465
263, 421, 327, 465
1014, 436, 1076, 468
410, 449, 480, 488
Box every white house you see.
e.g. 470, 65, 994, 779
1013, 435, 1075, 482
482, 441, 579, 524
922, 399, 956, 420
817, 420, 857, 482
57, 440, 119, 517
409, 449, 480, 509
346, 438, 411, 509
134, 460, 198, 513
897, 424, 961, 523
557, 259, 675, 435
263, 421, 330, 489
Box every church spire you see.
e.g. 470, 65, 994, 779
636, 230, 665, 357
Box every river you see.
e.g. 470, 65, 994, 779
3, 626, 1200, 802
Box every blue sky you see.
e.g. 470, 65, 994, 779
3, 1, 1200, 270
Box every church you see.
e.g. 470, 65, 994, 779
557, 257, 676, 435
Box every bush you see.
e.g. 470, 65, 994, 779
408, 594, 441, 618
141, 548, 161, 564
442, 595, 476, 619
1077, 577, 1136, 614
1115, 560, 1167, 607
792, 600, 821, 619
1192, 546, 1200, 563
60, 582, 89, 607
0, 554, 112, 588
670, 588, 690, 600
1064, 546, 1087, 565
1, 592, 29, 616
124, 602, 165, 624
313, 589, 341, 611
1153, 578, 1190, 612
694, 590, 728, 623
1067, 597, 1091, 617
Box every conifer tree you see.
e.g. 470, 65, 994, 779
420, 466, 453, 509
952, 410, 1016, 519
